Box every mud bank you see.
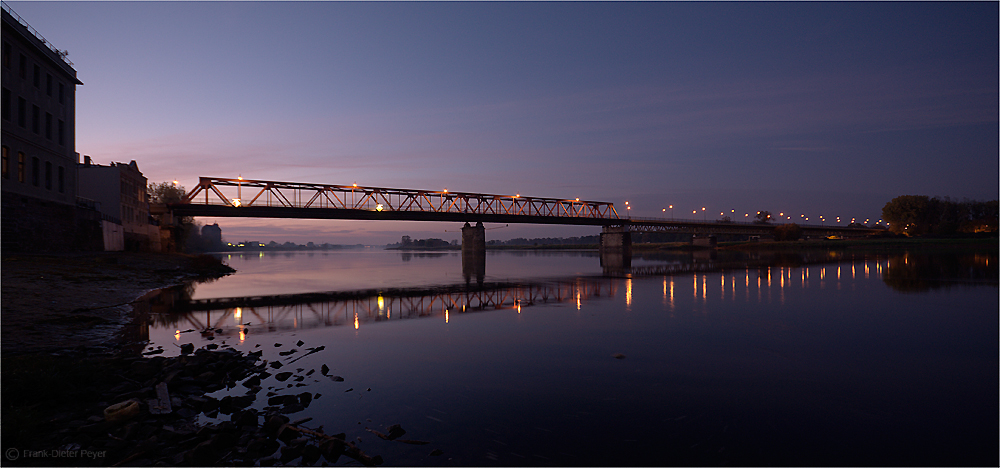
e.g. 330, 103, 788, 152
1, 252, 233, 355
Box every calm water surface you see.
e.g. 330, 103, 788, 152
138, 250, 998, 466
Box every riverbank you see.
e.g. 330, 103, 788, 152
1, 252, 234, 355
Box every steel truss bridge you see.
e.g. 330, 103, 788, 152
161, 176, 880, 237
161, 280, 618, 338
170, 177, 618, 225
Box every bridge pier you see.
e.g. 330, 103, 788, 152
462, 222, 486, 285
599, 225, 631, 269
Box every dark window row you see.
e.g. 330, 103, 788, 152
1, 86, 65, 145
1, 145, 66, 193
2, 41, 67, 104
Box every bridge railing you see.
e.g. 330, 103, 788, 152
182, 177, 620, 221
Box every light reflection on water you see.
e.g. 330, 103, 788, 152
132, 250, 997, 466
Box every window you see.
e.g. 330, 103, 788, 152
17, 97, 25, 127
1, 146, 8, 179
1, 87, 9, 121
2, 41, 9, 68
31, 157, 39, 187
58, 83, 64, 104
19, 54, 26, 79
32, 105, 39, 134
58, 119, 65, 145
46, 74, 52, 96
45, 161, 52, 190
45, 113, 52, 139
17, 152, 25, 183
58, 166, 64, 193
33, 64, 40, 87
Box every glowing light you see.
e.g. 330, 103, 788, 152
626, 279, 633, 309
234, 307, 242, 323
175, 329, 181, 341
445, 308, 449, 323
172, 180, 178, 186
239, 328, 246, 344
354, 313, 359, 330
377, 294, 384, 311
576, 290, 582, 310
375, 203, 384, 211
232, 198, 242, 207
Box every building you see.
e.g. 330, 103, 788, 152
2, 4, 84, 251
78, 157, 159, 251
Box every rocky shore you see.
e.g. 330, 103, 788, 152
4, 343, 387, 466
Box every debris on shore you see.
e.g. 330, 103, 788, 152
3, 346, 383, 466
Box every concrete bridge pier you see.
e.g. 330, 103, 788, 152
462, 222, 486, 285
599, 225, 631, 269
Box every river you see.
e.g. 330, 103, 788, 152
134, 248, 998, 466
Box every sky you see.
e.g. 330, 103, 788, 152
8, 1, 998, 245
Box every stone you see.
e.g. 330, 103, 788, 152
301, 444, 321, 465
275, 372, 293, 382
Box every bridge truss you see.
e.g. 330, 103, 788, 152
179, 177, 619, 223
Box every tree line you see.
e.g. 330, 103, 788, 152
881, 195, 998, 235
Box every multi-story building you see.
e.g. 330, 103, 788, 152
78, 157, 159, 251
2, 4, 84, 251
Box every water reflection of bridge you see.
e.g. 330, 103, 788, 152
161, 280, 618, 337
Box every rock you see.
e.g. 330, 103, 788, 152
320, 364, 329, 375
246, 437, 279, 458
430, 449, 444, 456
297, 392, 312, 406
275, 372, 293, 382
262, 415, 290, 438
269, 361, 283, 369
205, 343, 219, 350
301, 444, 321, 465
319, 438, 344, 464
330, 375, 344, 382
279, 444, 304, 464
296, 340, 304, 347
279, 403, 306, 414
242, 375, 261, 388
612, 353, 626, 359
385, 424, 406, 440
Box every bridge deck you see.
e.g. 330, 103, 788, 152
162, 177, 881, 236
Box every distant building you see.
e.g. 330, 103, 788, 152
78, 158, 159, 251
1, 4, 85, 251
201, 222, 223, 250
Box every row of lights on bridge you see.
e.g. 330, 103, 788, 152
622, 201, 884, 226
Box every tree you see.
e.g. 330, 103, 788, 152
773, 223, 802, 241
148, 181, 187, 204
882, 195, 931, 235
754, 211, 772, 224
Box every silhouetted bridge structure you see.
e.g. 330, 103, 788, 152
156, 177, 881, 265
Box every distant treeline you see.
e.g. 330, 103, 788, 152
487, 236, 600, 246
882, 196, 998, 235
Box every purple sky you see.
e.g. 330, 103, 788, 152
10, 1, 998, 245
